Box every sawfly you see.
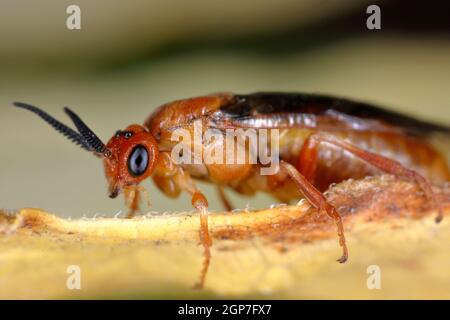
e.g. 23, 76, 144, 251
14, 92, 450, 288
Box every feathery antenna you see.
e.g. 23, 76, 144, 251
13, 102, 111, 157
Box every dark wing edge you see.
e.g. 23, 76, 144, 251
212, 92, 450, 136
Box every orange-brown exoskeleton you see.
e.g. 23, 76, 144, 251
14, 92, 450, 288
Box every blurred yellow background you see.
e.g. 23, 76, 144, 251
1, 0, 449, 218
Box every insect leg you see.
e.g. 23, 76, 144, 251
217, 186, 234, 211
280, 160, 348, 263
123, 186, 141, 218
123, 185, 151, 218
173, 169, 212, 289
191, 192, 211, 289
297, 133, 321, 184
299, 132, 442, 222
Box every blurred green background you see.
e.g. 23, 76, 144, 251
1, 0, 449, 218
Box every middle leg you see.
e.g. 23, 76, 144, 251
217, 186, 234, 211
173, 168, 212, 289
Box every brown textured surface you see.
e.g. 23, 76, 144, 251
213, 175, 449, 243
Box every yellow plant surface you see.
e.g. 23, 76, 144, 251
0, 175, 449, 299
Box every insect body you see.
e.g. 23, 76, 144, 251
14, 92, 450, 288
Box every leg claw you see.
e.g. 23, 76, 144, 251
337, 255, 348, 263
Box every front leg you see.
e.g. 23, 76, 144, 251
123, 185, 151, 218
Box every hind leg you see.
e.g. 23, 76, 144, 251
280, 160, 348, 263
297, 132, 441, 222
